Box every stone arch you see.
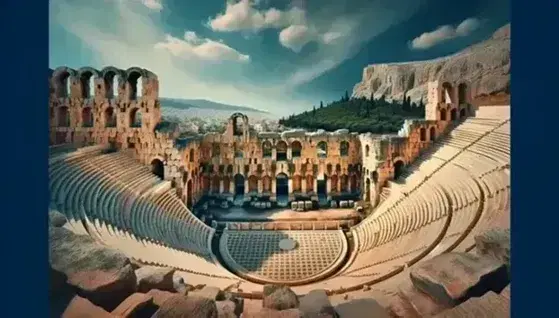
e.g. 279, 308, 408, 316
372, 171, 379, 183
101, 66, 124, 99
262, 141, 272, 158
223, 176, 231, 193
365, 178, 371, 201
292, 175, 302, 192
276, 173, 289, 197
230, 113, 248, 136
430, 126, 436, 141
82, 107, 93, 127
291, 140, 302, 158
458, 83, 468, 104
450, 108, 458, 121
276, 141, 287, 161
420, 128, 427, 141
77, 67, 100, 98
129, 108, 142, 128
317, 141, 327, 158
460, 108, 466, 118
394, 159, 405, 180
440, 108, 447, 121
365, 144, 370, 157
52, 67, 76, 98
234, 174, 245, 197
212, 143, 220, 157
104, 107, 117, 128
201, 176, 210, 193
126, 67, 146, 100
442, 82, 453, 104
189, 149, 194, 162
151, 158, 164, 180
248, 175, 258, 192
340, 141, 349, 157
57, 106, 70, 127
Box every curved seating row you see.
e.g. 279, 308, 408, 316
49, 148, 236, 278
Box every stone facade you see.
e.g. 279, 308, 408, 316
49, 66, 473, 212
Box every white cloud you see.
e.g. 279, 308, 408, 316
142, 0, 163, 11
208, 0, 305, 32
155, 31, 250, 63
49, 0, 312, 114
279, 25, 316, 52
411, 17, 481, 50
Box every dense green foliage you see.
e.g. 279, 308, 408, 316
280, 92, 425, 134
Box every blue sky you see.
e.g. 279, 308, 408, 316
49, 0, 509, 115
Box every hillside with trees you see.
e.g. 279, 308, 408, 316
279, 91, 426, 134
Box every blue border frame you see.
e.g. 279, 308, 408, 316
0, 0, 49, 316
511, 0, 559, 317
1, 0, 558, 316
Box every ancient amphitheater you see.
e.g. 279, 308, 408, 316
49, 66, 510, 315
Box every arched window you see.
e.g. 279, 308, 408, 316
58, 107, 70, 127
223, 176, 231, 193
104, 107, 116, 128
276, 141, 287, 161
365, 145, 370, 157
340, 175, 348, 192
372, 171, 379, 183
189, 149, 194, 162
306, 174, 314, 193
129, 108, 142, 128
231, 113, 245, 136
317, 141, 327, 158
420, 128, 426, 141
248, 175, 258, 193
151, 159, 164, 180
55, 71, 72, 98
430, 127, 436, 141
336, 164, 341, 172
212, 176, 220, 193
103, 70, 119, 99
440, 108, 447, 121
330, 175, 338, 192
262, 141, 272, 158
82, 107, 93, 128
262, 175, 271, 192
80, 71, 95, 98
127, 71, 143, 100
291, 141, 302, 158
340, 141, 349, 157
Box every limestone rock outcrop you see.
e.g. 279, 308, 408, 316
352, 24, 510, 106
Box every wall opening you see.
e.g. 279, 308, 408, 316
56, 71, 71, 98
276, 173, 289, 202
340, 175, 348, 193
129, 108, 142, 128
234, 174, 245, 199
340, 141, 349, 157
458, 83, 467, 104
151, 159, 164, 180
317, 141, 328, 159
212, 176, 220, 193
350, 175, 357, 193
372, 171, 379, 183
365, 178, 371, 201
82, 107, 94, 128
460, 108, 466, 118
442, 82, 453, 104
232, 114, 245, 136
248, 175, 258, 193
317, 175, 327, 199
440, 108, 447, 121
104, 71, 119, 99
58, 107, 70, 127
291, 141, 302, 158
212, 143, 220, 157
189, 149, 194, 162
450, 108, 458, 121
365, 145, 370, 157
330, 175, 338, 192
80, 71, 95, 98
306, 174, 314, 193
127, 72, 143, 100
104, 107, 117, 128
276, 141, 287, 161
262, 141, 272, 158
262, 175, 271, 193
186, 180, 193, 208
430, 127, 436, 141
394, 160, 405, 180
292, 175, 302, 192
420, 128, 427, 141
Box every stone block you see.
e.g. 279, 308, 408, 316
262, 284, 299, 311
111, 293, 155, 318
474, 228, 510, 272
330, 201, 338, 208
297, 201, 305, 210
334, 299, 390, 318
135, 266, 175, 293
339, 200, 348, 208
299, 289, 338, 317
304, 201, 313, 210
62, 296, 115, 318
291, 202, 298, 210
410, 252, 509, 306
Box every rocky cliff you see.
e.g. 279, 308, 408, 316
352, 24, 510, 106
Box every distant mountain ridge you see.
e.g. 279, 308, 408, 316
160, 98, 269, 114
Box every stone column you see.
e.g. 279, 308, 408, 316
347, 178, 352, 193
302, 178, 307, 193
337, 178, 341, 193
288, 178, 293, 194
326, 178, 332, 194
258, 179, 263, 194
219, 180, 224, 194
271, 178, 277, 195
229, 180, 235, 194
244, 179, 249, 194
287, 148, 292, 160
314, 179, 318, 194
